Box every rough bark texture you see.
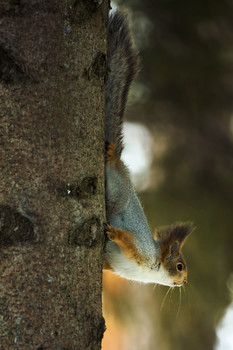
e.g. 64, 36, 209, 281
0, 0, 109, 348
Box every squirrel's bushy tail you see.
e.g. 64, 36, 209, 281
106, 11, 139, 157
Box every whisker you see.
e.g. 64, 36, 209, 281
168, 285, 173, 311
160, 286, 172, 311
171, 286, 175, 296
176, 287, 182, 319
185, 284, 191, 321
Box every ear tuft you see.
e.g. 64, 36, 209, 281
170, 222, 194, 247
155, 222, 194, 261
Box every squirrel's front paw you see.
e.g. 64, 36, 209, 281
104, 223, 116, 240
105, 141, 116, 163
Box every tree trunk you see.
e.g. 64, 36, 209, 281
0, 0, 108, 348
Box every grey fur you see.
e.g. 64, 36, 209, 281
106, 162, 159, 264
106, 11, 139, 157
105, 11, 158, 267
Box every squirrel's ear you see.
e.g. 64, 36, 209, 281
170, 241, 179, 255
165, 241, 179, 261
155, 222, 194, 261
154, 222, 193, 242
171, 222, 194, 250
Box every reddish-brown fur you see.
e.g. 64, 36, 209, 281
106, 142, 118, 163
103, 260, 113, 271
105, 224, 148, 266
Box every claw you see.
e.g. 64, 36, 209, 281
105, 141, 116, 162
104, 222, 109, 232
104, 223, 115, 240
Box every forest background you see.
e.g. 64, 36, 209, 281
103, 1, 233, 349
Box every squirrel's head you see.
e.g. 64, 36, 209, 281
154, 222, 193, 287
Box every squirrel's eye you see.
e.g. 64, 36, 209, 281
177, 263, 183, 271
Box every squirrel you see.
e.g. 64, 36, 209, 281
104, 11, 193, 287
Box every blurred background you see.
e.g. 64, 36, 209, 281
103, 1, 233, 349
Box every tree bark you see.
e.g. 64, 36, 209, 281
0, 0, 108, 348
